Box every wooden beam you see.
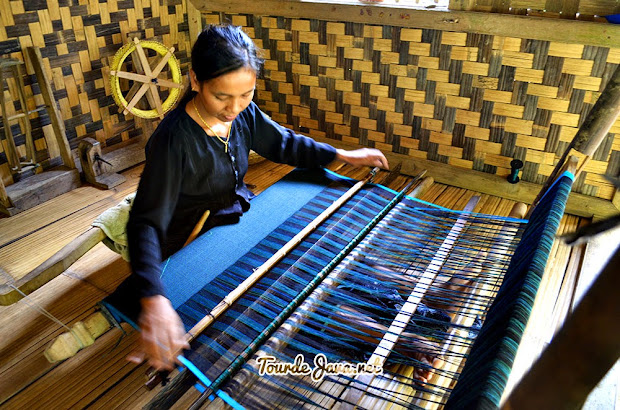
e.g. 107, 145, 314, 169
189, 0, 620, 48
317, 136, 619, 220
526, 65, 620, 218
0, 227, 106, 305
187, 0, 203, 45
25, 47, 75, 169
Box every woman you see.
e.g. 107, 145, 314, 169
112, 24, 389, 372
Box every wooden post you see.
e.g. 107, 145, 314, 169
187, 0, 203, 44
25, 47, 75, 169
502, 246, 620, 410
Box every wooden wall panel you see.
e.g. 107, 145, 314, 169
200, 11, 620, 200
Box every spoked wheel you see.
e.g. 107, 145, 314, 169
109, 38, 183, 119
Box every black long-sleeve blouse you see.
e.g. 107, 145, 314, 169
122, 101, 337, 301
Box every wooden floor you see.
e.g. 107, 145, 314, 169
0, 159, 591, 409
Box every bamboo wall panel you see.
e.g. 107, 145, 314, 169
0, 0, 194, 185
1, 2, 619, 200
449, 0, 620, 21
202, 12, 620, 200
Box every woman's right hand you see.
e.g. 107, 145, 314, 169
126, 295, 190, 371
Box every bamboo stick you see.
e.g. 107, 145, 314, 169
527, 65, 620, 218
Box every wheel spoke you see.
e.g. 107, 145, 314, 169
111, 70, 182, 89
123, 83, 151, 115
112, 38, 182, 118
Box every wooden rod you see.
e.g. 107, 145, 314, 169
183, 210, 210, 247
340, 195, 481, 409
1, 227, 107, 306
502, 246, 620, 410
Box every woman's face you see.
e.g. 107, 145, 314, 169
191, 66, 257, 123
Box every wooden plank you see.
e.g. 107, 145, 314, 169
189, 0, 620, 48
1, 168, 81, 216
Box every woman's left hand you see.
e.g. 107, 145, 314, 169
336, 148, 389, 170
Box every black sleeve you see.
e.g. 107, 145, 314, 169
247, 103, 337, 167
125, 125, 184, 299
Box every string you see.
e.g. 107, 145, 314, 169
192, 98, 232, 152
6, 282, 85, 349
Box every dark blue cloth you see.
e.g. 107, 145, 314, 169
120, 101, 337, 302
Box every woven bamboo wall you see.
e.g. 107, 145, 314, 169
1, 2, 619, 200
0, 0, 194, 186
449, 0, 620, 21
199, 12, 620, 200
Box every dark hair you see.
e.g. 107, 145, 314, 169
178, 24, 264, 107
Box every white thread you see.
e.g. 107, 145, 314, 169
8, 283, 85, 350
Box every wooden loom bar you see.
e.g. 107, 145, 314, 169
340, 195, 481, 409
0, 227, 107, 306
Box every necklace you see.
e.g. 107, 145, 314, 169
192, 98, 231, 153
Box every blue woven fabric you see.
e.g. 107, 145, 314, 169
161, 168, 356, 308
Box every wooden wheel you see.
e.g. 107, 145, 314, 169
109, 38, 183, 119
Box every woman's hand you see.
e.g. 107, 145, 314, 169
336, 148, 389, 170
126, 295, 190, 371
